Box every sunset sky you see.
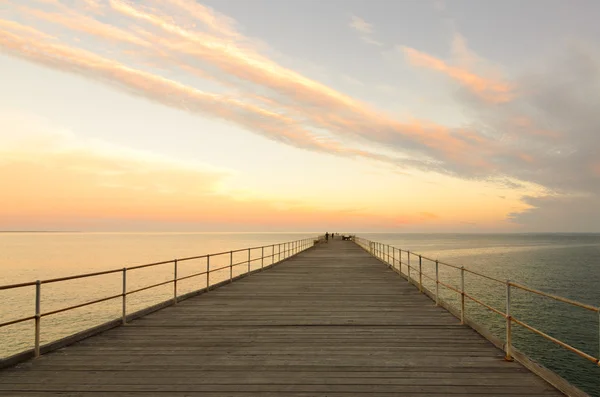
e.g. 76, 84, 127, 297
1, 0, 599, 232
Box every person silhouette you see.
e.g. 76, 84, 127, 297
325, 232, 329, 242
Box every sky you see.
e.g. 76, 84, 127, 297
0, 0, 599, 232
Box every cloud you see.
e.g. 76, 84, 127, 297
459, 42, 600, 230
1, 5, 504, 176
401, 45, 515, 103
349, 15, 382, 47
361, 36, 383, 47
3, 1, 598, 230
349, 16, 372, 34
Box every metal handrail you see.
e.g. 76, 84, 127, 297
355, 236, 600, 367
0, 236, 319, 358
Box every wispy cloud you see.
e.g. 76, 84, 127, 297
3, 0, 592, 231
1, 2, 508, 176
349, 15, 382, 47
349, 15, 372, 34
401, 45, 515, 103
361, 36, 383, 47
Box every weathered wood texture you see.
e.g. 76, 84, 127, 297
0, 239, 563, 396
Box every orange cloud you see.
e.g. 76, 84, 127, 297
18, 5, 151, 47
0, 19, 56, 40
402, 46, 514, 104
1, 2, 541, 180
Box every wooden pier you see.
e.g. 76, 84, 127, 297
0, 239, 564, 396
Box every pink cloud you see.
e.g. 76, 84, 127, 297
402, 46, 515, 104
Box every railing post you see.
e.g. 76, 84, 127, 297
505, 280, 512, 361
261, 246, 264, 269
435, 260, 439, 306
407, 251, 411, 284
392, 247, 396, 269
278, 244, 281, 262
173, 259, 178, 305
399, 249, 402, 274
386, 245, 390, 265
122, 268, 127, 324
229, 251, 233, 282
272, 244, 275, 265
247, 248, 251, 273
460, 266, 465, 325
34, 280, 41, 358
206, 255, 210, 291
418, 256, 422, 293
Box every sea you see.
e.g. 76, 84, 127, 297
1, 232, 599, 395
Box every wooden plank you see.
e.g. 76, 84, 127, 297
0, 240, 565, 396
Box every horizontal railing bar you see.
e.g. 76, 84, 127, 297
359, 236, 600, 383
421, 272, 436, 282
42, 268, 122, 284
127, 259, 175, 271
176, 254, 208, 262
42, 294, 122, 317
438, 280, 461, 294
208, 265, 230, 273
464, 292, 506, 317
232, 260, 249, 267
419, 255, 438, 263
464, 268, 505, 284
509, 282, 599, 312
0, 315, 36, 328
175, 271, 206, 282
511, 317, 599, 364
362, 237, 599, 314
0, 238, 312, 289
0, 281, 38, 291
437, 260, 461, 270
126, 279, 173, 296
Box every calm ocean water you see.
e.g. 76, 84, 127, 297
1, 232, 599, 395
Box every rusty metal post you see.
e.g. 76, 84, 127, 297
460, 266, 465, 324
398, 249, 402, 274
173, 259, 178, 305
229, 251, 233, 282
387, 245, 390, 265
247, 248, 251, 273
122, 268, 127, 324
407, 251, 411, 284
206, 255, 210, 291
505, 280, 513, 360
435, 260, 439, 306
34, 280, 41, 358
418, 256, 423, 293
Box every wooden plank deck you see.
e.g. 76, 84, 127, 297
0, 239, 563, 396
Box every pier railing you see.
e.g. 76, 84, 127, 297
0, 236, 318, 361
355, 237, 600, 380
